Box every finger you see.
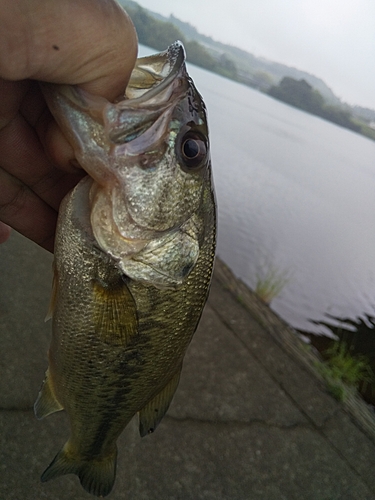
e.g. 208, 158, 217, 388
0, 108, 84, 210
0, 78, 29, 130
0, 167, 56, 252
19, 80, 79, 172
34, 104, 81, 173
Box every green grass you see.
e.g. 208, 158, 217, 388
254, 266, 290, 304
316, 341, 374, 401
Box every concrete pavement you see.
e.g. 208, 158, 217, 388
1, 231, 375, 499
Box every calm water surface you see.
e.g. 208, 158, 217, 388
139, 45, 375, 336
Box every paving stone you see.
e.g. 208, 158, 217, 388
0, 410, 366, 500
1, 232, 374, 499
342, 482, 375, 500
119, 418, 364, 500
208, 277, 340, 427
170, 304, 307, 426
322, 410, 375, 492
0, 232, 53, 409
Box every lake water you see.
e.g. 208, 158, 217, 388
139, 45, 375, 337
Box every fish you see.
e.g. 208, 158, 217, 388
34, 41, 216, 497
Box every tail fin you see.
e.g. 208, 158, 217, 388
41, 442, 117, 497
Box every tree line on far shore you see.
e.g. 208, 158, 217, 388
126, 4, 238, 80
124, 2, 375, 141
268, 78, 360, 132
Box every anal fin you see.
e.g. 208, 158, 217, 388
138, 365, 182, 437
34, 369, 63, 420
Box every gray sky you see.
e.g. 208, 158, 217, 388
133, 0, 375, 109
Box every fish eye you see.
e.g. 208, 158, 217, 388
179, 132, 207, 170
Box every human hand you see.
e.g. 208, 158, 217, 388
0, 0, 137, 252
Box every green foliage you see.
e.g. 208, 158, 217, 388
122, 1, 374, 143
127, 5, 182, 51
356, 121, 375, 141
324, 342, 373, 387
125, 4, 237, 79
254, 266, 290, 304
320, 105, 360, 132
317, 341, 374, 401
217, 53, 238, 79
268, 77, 361, 134
269, 77, 324, 114
252, 71, 275, 90
184, 40, 218, 72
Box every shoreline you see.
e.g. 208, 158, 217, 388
214, 256, 375, 443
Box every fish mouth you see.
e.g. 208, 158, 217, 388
41, 42, 190, 185
123, 41, 187, 103
104, 41, 189, 147
49, 42, 188, 144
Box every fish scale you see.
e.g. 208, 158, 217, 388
34, 41, 216, 497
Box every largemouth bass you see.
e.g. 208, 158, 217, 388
34, 42, 216, 497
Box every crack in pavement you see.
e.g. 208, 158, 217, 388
165, 414, 314, 431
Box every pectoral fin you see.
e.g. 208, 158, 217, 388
34, 369, 63, 420
138, 366, 182, 437
92, 278, 138, 346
